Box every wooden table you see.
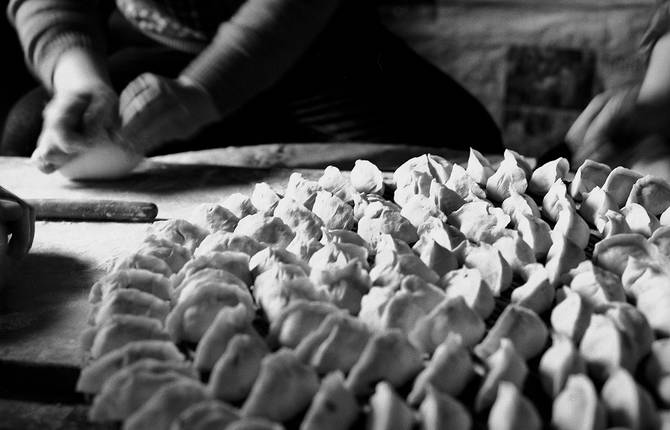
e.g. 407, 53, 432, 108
0, 143, 479, 429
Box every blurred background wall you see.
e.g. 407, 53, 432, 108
0, 1, 658, 158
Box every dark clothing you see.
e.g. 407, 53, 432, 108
2, 7, 503, 157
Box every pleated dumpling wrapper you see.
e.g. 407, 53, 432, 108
285, 172, 321, 209
513, 213, 552, 260
241, 349, 320, 423
83, 314, 170, 359
486, 154, 528, 202
603, 166, 643, 208
601, 367, 660, 430
393, 153, 452, 189
474, 304, 548, 360
88, 359, 197, 422
510, 265, 554, 314
627, 175, 670, 216
89, 288, 169, 327
234, 214, 295, 249
248, 246, 309, 279
294, 312, 371, 375
193, 303, 261, 372
366, 381, 414, 430
621, 203, 661, 237
273, 197, 323, 241
350, 159, 385, 195
76, 340, 184, 395
346, 328, 423, 396
90, 269, 171, 304
445, 164, 486, 201
370, 249, 439, 287
492, 231, 536, 274
268, 300, 340, 349
357, 206, 418, 248
550, 287, 593, 344
553, 206, 591, 250
171, 400, 240, 430
310, 259, 371, 315
254, 276, 325, 324
418, 385, 472, 430
208, 333, 269, 403
593, 233, 658, 276
166, 282, 254, 344
463, 243, 513, 295
551, 374, 606, 430
300, 372, 359, 430
542, 179, 575, 223
487, 382, 541, 430
138, 236, 192, 273
173, 268, 249, 304
579, 186, 618, 227
569, 159, 610, 201
123, 379, 209, 430
409, 296, 486, 355
545, 233, 586, 287
148, 219, 208, 254
194, 231, 264, 257
595, 209, 631, 238
318, 165, 356, 203
441, 267, 494, 319
501, 188, 540, 219
113, 253, 173, 278
538, 333, 586, 398
173, 250, 251, 288
408, 333, 474, 405
311, 190, 355, 230
643, 339, 670, 406
412, 234, 458, 277
250, 182, 281, 214
466, 147, 495, 186
474, 338, 528, 413
569, 261, 625, 309
528, 157, 569, 197
221, 193, 258, 219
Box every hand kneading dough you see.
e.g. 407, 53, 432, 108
58, 142, 143, 180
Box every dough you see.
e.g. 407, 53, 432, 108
58, 142, 143, 180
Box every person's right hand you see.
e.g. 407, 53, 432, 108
31, 82, 120, 173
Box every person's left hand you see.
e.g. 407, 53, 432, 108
118, 74, 220, 154
0, 187, 35, 258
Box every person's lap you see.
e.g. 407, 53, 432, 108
0, 16, 503, 157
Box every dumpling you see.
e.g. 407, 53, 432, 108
174, 268, 249, 304
171, 400, 240, 430
603, 166, 643, 207
492, 231, 536, 273
550, 287, 593, 344
399, 193, 444, 229
464, 243, 513, 295
366, 382, 414, 430
466, 147, 495, 186
412, 235, 458, 277
113, 253, 173, 278
538, 334, 586, 398
393, 153, 452, 188
601, 368, 660, 430
445, 164, 486, 201
487, 382, 541, 430
408, 333, 474, 405
208, 333, 269, 403
173, 251, 251, 288
545, 233, 586, 287
551, 374, 606, 430
429, 180, 465, 216
90, 269, 171, 304
189, 203, 240, 233
357, 208, 418, 248
501, 189, 541, 219
643, 339, 670, 406
268, 300, 340, 349
542, 179, 575, 223
241, 349, 320, 422
76, 340, 184, 394
578, 186, 618, 227
273, 197, 323, 240
89, 288, 169, 326
553, 206, 591, 250
416, 216, 466, 250
310, 260, 371, 315
248, 247, 309, 278
285, 172, 321, 209
409, 296, 485, 355
252, 263, 308, 295
138, 236, 192, 273
512, 213, 552, 260
234, 214, 295, 248
166, 283, 254, 343
595, 209, 631, 238
354, 192, 400, 221
579, 314, 638, 383
250, 182, 281, 214
474, 304, 548, 360
394, 170, 432, 207
510, 266, 554, 314
300, 372, 359, 430
254, 277, 325, 324
570, 262, 625, 308
309, 242, 369, 271
318, 165, 356, 203
528, 157, 569, 196
311, 191, 355, 230
593, 233, 657, 276
147, 219, 208, 254
88, 359, 197, 422
321, 229, 370, 250
370, 249, 439, 287
346, 329, 423, 396
621, 203, 660, 237
474, 339, 528, 413
286, 231, 324, 261
486, 155, 528, 202
193, 304, 261, 372
195, 232, 265, 257
418, 385, 471, 430
124, 379, 210, 430
220, 193, 258, 219
83, 315, 170, 359
442, 268, 494, 319
569, 159, 610, 201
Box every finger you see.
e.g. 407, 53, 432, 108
121, 88, 167, 137
583, 92, 629, 146
31, 131, 81, 173
565, 92, 611, 147
0, 200, 23, 222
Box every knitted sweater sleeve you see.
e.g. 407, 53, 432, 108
641, 1, 670, 58
7, 0, 105, 90
181, 0, 343, 116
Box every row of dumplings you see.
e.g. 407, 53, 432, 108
79, 151, 670, 429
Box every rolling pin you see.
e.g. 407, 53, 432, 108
26, 199, 158, 222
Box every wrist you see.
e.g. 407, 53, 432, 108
53, 48, 111, 93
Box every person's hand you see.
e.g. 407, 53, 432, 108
31, 82, 120, 173
118, 74, 220, 154
0, 187, 35, 258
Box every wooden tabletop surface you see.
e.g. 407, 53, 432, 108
0, 143, 481, 429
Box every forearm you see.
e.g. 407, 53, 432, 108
181, 0, 342, 116
53, 48, 111, 93
7, 0, 105, 90
639, 33, 670, 106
